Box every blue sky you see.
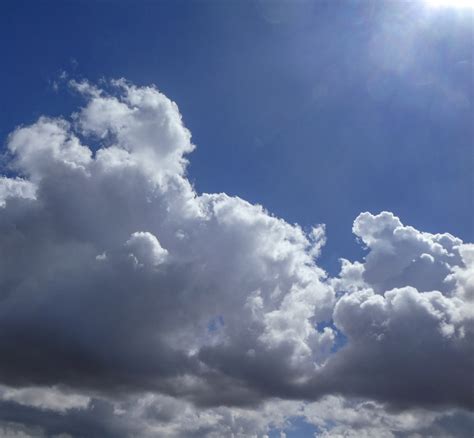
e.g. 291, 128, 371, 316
2, 0, 472, 276
0, 1, 473, 437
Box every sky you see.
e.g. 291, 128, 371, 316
0, 0, 473, 437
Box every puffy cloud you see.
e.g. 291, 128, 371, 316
326, 286, 473, 409
447, 243, 474, 305
124, 232, 169, 267
0, 79, 334, 406
321, 212, 474, 411
0, 79, 472, 436
0, 177, 36, 206
7, 117, 92, 181
352, 211, 463, 293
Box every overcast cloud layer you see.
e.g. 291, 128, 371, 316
0, 80, 472, 437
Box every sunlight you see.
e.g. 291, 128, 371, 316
425, 0, 474, 8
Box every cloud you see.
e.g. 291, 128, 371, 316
317, 212, 474, 411
124, 232, 169, 267
0, 390, 471, 438
0, 79, 472, 436
352, 211, 463, 293
0, 177, 36, 206
0, 385, 89, 413
0, 79, 334, 404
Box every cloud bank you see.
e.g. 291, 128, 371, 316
0, 79, 472, 437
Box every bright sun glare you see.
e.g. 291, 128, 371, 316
425, 0, 474, 8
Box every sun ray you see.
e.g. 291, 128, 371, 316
424, 0, 474, 8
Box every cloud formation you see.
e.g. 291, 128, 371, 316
0, 79, 472, 436
321, 212, 474, 411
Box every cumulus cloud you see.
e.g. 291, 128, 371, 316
0, 79, 334, 403
0, 79, 472, 436
0, 177, 36, 206
319, 212, 474, 411
352, 211, 463, 293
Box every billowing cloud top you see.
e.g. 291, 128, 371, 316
0, 80, 472, 437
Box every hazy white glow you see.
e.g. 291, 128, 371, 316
425, 0, 474, 8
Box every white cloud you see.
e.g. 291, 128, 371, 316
320, 212, 473, 411
0, 79, 334, 405
0, 79, 471, 437
0, 385, 89, 412
125, 232, 169, 267
0, 177, 36, 206
352, 211, 463, 293
446, 243, 474, 306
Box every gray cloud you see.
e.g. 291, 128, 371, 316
0, 79, 472, 436
319, 212, 474, 411
1, 390, 472, 438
